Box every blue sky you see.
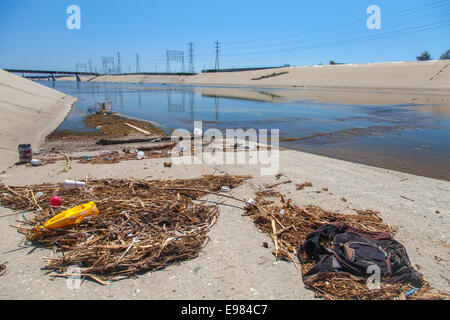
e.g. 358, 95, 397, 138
0, 0, 449, 72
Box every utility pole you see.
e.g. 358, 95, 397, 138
188, 42, 194, 73
116, 52, 122, 74
136, 54, 140, 73
214, 40, 220, 71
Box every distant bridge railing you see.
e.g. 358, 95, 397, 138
3, 69, 100, 76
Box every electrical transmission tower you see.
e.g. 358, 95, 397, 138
188, 42, 194, 73
101, 57, 115, 74
166, 50, 184, 73
75, 63, 87, 73
214, 40, 220, 70
136, 54, 140, 73
116, 52, 122, 74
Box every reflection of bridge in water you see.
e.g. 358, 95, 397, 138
166, 89, 219, 120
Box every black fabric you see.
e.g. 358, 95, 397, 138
297, 222, 423, 287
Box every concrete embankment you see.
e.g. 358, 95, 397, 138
59, 60, 450, 91
0, 69, 77, 171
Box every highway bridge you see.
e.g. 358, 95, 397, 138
3, 69, 99, 82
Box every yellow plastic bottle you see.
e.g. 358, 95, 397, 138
41, 201, 99, 230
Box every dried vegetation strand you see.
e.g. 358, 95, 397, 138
0, 175, 249, 282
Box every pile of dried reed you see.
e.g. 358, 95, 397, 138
244, 191, 448, 300
0, 175, 249, 283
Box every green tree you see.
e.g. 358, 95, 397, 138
440, 50, 450, 60
417, 51, 432, 61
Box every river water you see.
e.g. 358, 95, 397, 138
38, 81, 450, 181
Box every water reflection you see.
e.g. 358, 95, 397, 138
36, 81, 450, 180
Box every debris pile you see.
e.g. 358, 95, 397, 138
245, 191, 448, 300
0, 175, 249, 282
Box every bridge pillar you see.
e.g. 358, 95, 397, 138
75, 74, 81, 82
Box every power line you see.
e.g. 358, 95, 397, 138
222, 0, 449, 48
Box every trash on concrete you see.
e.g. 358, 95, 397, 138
1, 175, 249, 282
0, 262, 6, 277
296, 182, 313, 190
64, 179, 86, 189
39, 201, 99, 230
164, 162, 172, 168
18, 144, 32, 162
244, 192, 448, 300
49, 196, 62, 207
30, 159, 42, 166
137, 151, 145, 160
220, 186, 230, 193
35, 192, 45, 199
244, 198, 255, 208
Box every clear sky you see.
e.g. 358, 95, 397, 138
0, 0, 449, 72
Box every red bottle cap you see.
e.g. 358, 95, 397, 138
50, 196, 62, 207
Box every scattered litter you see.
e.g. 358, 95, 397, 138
340, 197, 347, 202
296, 182, 313, 190
35, 192, 45, 199
401, 195, 414, 202
1, 175, 249, 281
0, 262, 6, 276
220, 186, 230, 193
164, 162, 172, 168
18, 144, 32, 163
49, 196, 62, 207
39, 201, 99, 230
243, 192, 449, 300
31, 159, 42, 166
137, 151, 145, 160
265, 180, 292, 189
244, 198, 256, 208
64, 180, 86, 189
405, 288, 418, 296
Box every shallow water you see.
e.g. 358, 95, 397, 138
38, 81, 450, 181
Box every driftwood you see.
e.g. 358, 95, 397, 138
97, 136, 194, 146
124, 123, 152, 135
